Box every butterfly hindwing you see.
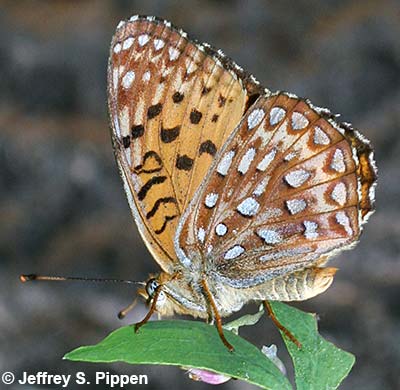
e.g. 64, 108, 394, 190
176, 93, 376, 287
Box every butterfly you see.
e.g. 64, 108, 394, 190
108, 15, 377, 350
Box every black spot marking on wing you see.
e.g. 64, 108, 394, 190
176, 154, 194, 171
172, 92, 184, 103
199, 140, 217, 156
131, 124, 145, 138
155, 215, 178, 234
218, 94, 226, 107
190, 109, 202, 124
134, 151, 163, 174
122, 136, 131, 148
147, 103, 162, 119
146, 197, 177, 219
161, 125, 181, 143
138, 176, 167, 200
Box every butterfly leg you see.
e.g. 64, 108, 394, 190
201, 279, 234, 352
134, 285, 162, 332
263, 301, 301, 348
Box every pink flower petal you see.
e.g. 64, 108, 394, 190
187, 368, 231, 385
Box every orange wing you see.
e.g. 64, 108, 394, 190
176, 92, 377, 286
108, 16, 262, 272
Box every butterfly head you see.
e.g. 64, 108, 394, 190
136, 274, 176, 316
145, 278, 159, 299
138, 275, 164, 303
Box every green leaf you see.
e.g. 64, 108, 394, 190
223, 303, 265, 334
268, 302, 355, 390
65, 303, 355, 389
64, 320, 292, 390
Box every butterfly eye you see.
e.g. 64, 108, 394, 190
145, 278, 159, 298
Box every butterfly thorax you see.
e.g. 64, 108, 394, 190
153, 268, 208, 319
151, 265, 248, 319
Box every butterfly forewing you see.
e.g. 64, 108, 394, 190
108, 16, 262, 272
176, 93, 376, 286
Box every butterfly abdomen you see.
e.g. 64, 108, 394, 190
209, 267, 337, 317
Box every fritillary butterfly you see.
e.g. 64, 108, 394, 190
108, 15, 377, 350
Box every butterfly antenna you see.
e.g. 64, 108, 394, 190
19, 274, 146, 286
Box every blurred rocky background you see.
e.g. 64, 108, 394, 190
1, 0, 399, 389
